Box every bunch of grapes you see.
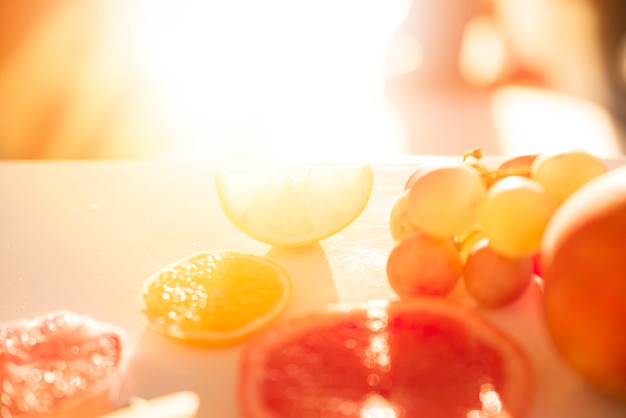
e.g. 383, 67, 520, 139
387, 148, 608, 309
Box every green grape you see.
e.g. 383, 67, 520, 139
531, 150, 607, 204
463, 238, 533, 308
407, 164, 487, 238
403, 161, 449, 190
497, 154, 538, 179
389, 191, 421, 242
386, 231, 463, 298
480, 176, 557, 258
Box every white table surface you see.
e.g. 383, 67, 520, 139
1, 158, 626, 417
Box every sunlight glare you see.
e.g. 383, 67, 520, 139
492, 86, 622, 157
465, 383, 507, 418
364, 305, 390, 373
386, 33, 423, 78
360, 394, 398, 418
459, 16, 507, 87
478, 384, 502, 416
124, 0, 411, 161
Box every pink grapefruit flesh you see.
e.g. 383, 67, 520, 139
238, 298, 534, 418
0, 310, 124, 417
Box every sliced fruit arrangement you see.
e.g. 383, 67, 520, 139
237, 298, 534, 418
214, 164, 374, 247
387, 148, 609, 309
0, 311, 124, 418
139, 250, 292, 346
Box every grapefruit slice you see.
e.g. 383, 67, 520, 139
0, 311, 124, 417
238, 298, 534, 418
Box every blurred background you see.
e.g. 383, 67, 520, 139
0, 0, 625, 161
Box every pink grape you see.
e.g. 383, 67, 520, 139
387, 231, 463, 297
464, 239, 533, 308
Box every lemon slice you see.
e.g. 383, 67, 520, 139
214, 165, 374, 247
139, 251, 292, 346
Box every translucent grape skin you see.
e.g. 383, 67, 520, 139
403, 161, 450, 191
480, 176, 557, 258
464, 238, 534, 308
389, 191, 421, 242
497, 154, 538, 179
407, 164, 487, 239
387, 231, 463, 297
531, 150, 607, 204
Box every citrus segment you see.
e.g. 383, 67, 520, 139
139, 251, 292, 346
238, 298, 534, 418
214, 165, 374, 247
0, 311, 123, 417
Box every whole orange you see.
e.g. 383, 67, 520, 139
541, 165, 626, 400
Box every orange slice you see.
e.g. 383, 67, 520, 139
139, 251, 292, 346
214, 165, 374, 247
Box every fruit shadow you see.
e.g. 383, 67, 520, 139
265, 242, 338, 317
116, 329, 242, 418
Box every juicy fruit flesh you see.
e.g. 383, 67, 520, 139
239, 299, 533, 418
215, 165, 374, 247
0, 311, 123, 417
140, 251, 292, 345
